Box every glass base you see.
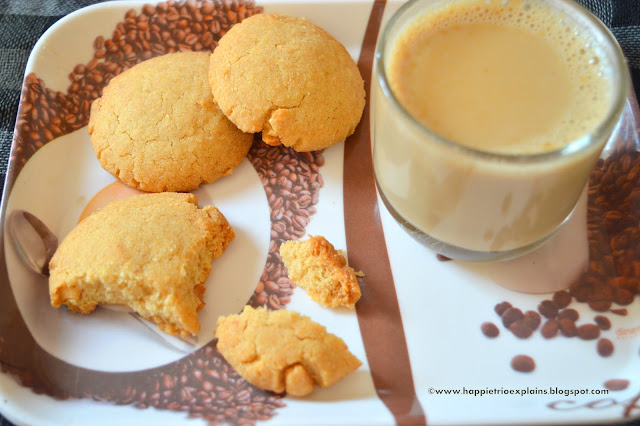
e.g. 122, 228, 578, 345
377, 185, 566, 262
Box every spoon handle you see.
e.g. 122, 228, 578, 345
21, 211, 58, 276
8, 209, 57, 277
128, 312, 198, 353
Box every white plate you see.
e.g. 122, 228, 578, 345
0, 1, 639, 425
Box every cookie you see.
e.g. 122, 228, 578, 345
215, 306, 361, 396
89, 52, 253, 193
209, 14, 365, 152
49, 192, 234, 337
280, 236, 361, 308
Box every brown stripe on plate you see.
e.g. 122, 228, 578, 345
343, 0, 427, 424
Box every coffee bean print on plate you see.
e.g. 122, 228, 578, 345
1, 1, 328, 424
597, 338, 614, 357
481, 119, 640, 343
481, 322, 499, 338
511, 355, 535, 373
604, 379, 631, 392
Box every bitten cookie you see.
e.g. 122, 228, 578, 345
216, 306, 361, 396
49, 192, 234, 337
280, 236, 361, 308
209, 14, 365, 152
89, 52, 253, 193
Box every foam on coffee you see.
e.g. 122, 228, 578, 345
389, 0, 611, 154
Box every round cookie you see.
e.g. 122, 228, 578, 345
89, 52, 253, 193
209, 14, 365, 152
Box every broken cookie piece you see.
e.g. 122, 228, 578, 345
280, 235, 361, 308
49, 192, 234, 337
215, 306, 361, 396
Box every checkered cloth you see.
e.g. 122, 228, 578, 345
0, 1, 639, 426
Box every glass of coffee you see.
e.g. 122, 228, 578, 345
373, 0, 630, 261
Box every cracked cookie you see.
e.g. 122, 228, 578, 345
215, 306, 361, 396
208, 14, 365, 152
89, 52, 252, 193
49, 192, 234, 337
280, 236, 361, 308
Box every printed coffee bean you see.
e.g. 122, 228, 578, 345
540, 320, 559, 339
558, 318, 577, 337
509, 320, 533, 339
610, 308, 628, 316
501, 307, 523, 328
587, 284, 614, 304
597, 338, 614, 357
613, 288, 634, 306
522, 310, 541, 331
267, 294, 281, 310
603, 379, 630, 391
566, 150, 640, 316
481, 322, 499, 338
537, 300, 558, 319
552, 290, 572, 309
569, 284, 589, 303
511, 355, 535, 373
594, 315, 611, 330
577, 324, 600, 340
557, 308, 579, 322
588, 300, 612, 312
494, 301, 512, 317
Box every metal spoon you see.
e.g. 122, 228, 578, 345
7, 209, 197, 353
8, 210, 57, 277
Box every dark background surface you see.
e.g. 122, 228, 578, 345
0, 0, 640, 425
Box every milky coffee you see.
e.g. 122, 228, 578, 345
373, 0, 620, 255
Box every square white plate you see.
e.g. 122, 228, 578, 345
0, 1, 639, 425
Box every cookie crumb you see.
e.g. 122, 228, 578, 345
280, 236, 361, 308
